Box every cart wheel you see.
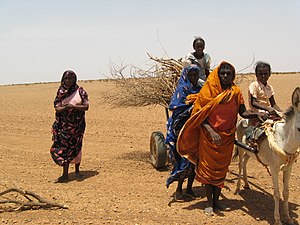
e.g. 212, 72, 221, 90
150, 131, 167, 169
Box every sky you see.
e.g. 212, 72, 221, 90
0, 0, 299, 85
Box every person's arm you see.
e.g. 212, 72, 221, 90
55, 105, 66, 113
250, 95, 279, 115
205, 54, 211, 77
239, 103, 267, 121
269, 96, 282, 112
250, 95, 269, 111
64, 102, 89, 111
202, 119, 222, 145
55, 102, 89, 112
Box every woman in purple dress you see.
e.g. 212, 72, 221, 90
50, 70, 89, 182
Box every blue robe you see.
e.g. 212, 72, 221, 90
165, 65, 203, 187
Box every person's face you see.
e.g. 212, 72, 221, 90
218, 66, 234, 89
64, 74, 75, 87
187, 69, 199, 86
256, 66, 270, 85
193, 40, 205, 55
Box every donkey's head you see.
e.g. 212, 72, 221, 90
292, 87, 300, 131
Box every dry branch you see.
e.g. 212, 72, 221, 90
0, 188, 68, 212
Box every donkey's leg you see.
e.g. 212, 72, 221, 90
242, 153, 250, 189
235, 119, 249, 193
239, 134, 251, 189
282, 168, 294, 225
270, 167, 282, 225
235, 148, 244, 194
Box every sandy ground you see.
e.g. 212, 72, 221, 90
0, 73, 299, 225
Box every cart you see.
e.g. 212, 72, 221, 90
149, 105, 195, 169
149, 108, 170, 169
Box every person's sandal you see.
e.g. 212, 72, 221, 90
174, 192, 185, 202
185, 190, 197, 200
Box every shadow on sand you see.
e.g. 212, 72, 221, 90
168, 185, 207, 207
178, 176, 299, 224
55, 170, 99, 183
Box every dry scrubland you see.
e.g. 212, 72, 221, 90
0, 73, 299, 224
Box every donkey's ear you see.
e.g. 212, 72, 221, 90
292, 87, 300, 107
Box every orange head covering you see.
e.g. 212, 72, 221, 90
186, 61, 240, 117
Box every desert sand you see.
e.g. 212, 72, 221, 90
0, 73, 299, 225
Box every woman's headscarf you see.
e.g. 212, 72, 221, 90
54, 70, 79, 106
190, 61, 237, 114
169, 64, 201, 111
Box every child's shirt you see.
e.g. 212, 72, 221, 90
182, 52, 211, 81
248, 80, 274, 113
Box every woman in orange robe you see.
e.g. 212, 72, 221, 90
177, 62, 266, 215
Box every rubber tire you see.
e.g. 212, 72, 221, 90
150, 131, 167, 169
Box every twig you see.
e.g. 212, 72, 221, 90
0, 188, 68, 212
237, 53, 255, 73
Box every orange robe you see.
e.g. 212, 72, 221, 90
177, 62, 244, 187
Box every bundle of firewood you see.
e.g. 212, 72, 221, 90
106, 54, 253, 108
106, 54, 183, 108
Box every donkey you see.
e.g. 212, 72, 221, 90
235, 87, 300, 225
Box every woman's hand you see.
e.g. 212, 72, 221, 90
55, 102, 88, 113
68, 102, 89, 111
202, 120, 222, 145
55, 103, 71, 113
208, 130, 222, 146
62, 103, 74, 110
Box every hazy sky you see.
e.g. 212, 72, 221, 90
0, 0, 299, 85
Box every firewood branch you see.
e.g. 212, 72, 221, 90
0, 188, 68, 212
